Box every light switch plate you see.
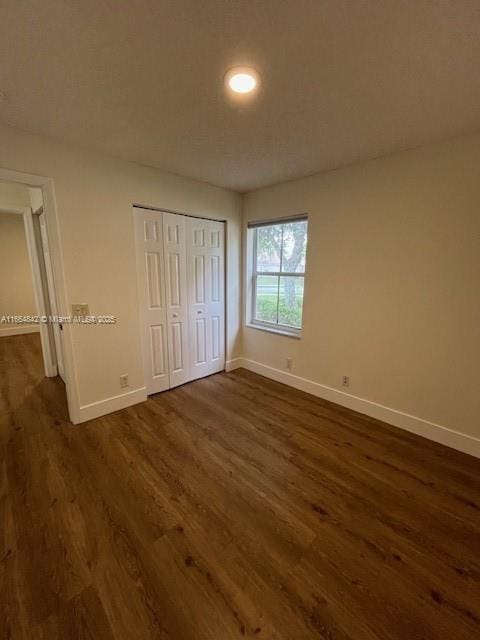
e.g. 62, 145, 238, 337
72, 303, 89, 317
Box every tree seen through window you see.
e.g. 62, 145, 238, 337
253, 219, 307, 330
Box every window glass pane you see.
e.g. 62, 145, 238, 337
255, 275, 279, 324
256, 225, 283, 272
281, 221, 307, 273
278, 276, 304, 328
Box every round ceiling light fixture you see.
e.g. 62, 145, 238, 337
225, 67, 260, 95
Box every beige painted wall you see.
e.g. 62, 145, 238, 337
0, 181, 31, 208
243, 135, 480, 440
0, 211, 37, 326
0, 123, 242, 414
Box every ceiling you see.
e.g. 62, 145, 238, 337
1, 1, 480, 192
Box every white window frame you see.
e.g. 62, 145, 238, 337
248, 216, 307, 338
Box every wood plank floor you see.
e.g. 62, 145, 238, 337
1, 333, 479, 639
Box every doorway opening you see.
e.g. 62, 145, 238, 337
0, 173, 73, 421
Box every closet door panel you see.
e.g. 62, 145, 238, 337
135, 210, 169, 394
170, 321, 184, 371
195, 317, 207, 364
150, 324, 167, 376
186, 218, 225, 380
163, 212, 190, 388
206, 221, 225, 372
211, 314, 221, 361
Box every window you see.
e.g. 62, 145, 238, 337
249, 216, 308, 335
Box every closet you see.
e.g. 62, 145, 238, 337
134, 207, 225, 394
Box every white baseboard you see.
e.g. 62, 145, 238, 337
225, 358, 243, 372
76, 387, 147, 424
230, 358, 480, 459
0, 325, 40, 337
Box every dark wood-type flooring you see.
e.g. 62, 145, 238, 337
1, 333, 479, 639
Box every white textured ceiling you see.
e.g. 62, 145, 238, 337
1, 1, 480, 192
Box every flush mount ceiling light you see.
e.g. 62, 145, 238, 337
225, 67, 260, 95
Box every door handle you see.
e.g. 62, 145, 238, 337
197, 310, 202, 314
172, 313, 178, 318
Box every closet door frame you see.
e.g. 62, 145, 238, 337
134, 206, 227, 394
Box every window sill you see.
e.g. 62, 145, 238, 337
246, 322, 302, 339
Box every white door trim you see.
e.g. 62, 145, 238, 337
35, 211, 65, 380
0, 168, 78, 423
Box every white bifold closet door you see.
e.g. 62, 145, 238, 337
135, 208, 225, 394
186, 216, 225, 381
135, 210, 170, 394
163, 212, 190, 388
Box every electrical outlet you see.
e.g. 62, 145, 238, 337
286, 358, 293, 370
71, 303, 89, 317
120, 374, 129, 388
342, 375, 350, 387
